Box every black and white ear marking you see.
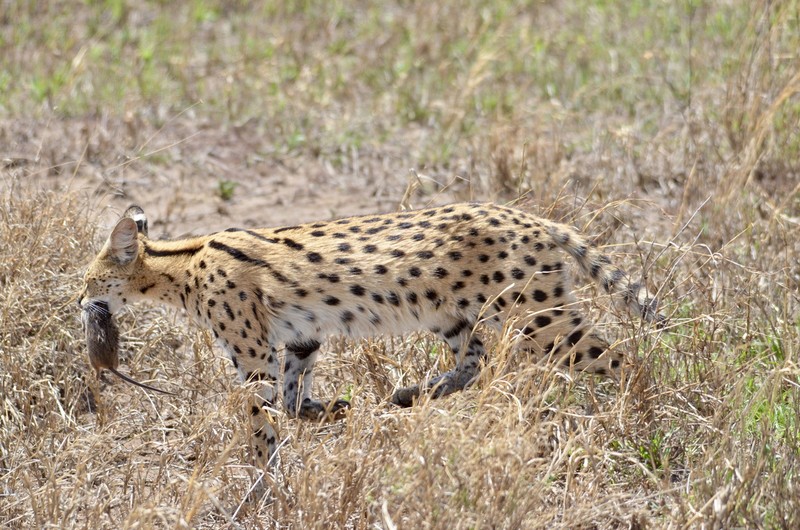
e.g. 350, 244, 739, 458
109, 218, 140, 265
123, 205, 148, 237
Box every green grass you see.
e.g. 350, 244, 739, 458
0, 2, 774, 142
4, 1, 797, 184
217, 179, 238, 201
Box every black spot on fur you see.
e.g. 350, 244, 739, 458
443, 319, 470, 339
589, 346, 604, 359
433, 267, 449, 278
567, 329, 584, 346
283, 238, 304, 251
287, 339, 321, 360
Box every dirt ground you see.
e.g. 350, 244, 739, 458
2, 116, 438, 234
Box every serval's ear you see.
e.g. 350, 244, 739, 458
108, 217, 140, 265
123, 205, 148, 237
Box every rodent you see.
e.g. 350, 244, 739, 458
82, 302, 173, 395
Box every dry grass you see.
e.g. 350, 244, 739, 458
2, 1, 799, 528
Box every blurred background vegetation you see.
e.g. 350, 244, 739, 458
2, 1, 798, 180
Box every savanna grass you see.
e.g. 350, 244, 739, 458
2, 0, 799, 528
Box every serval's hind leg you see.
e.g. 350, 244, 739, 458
392, 318, 486, 407
513, 308, 622, 378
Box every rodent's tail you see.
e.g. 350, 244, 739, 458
108, 367, 176, 395
545, 223, 665, 326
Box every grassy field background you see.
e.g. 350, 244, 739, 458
2, 1, 799, 528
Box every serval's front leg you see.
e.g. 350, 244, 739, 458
232, 348, 280, 502
282, 338, 350, 420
